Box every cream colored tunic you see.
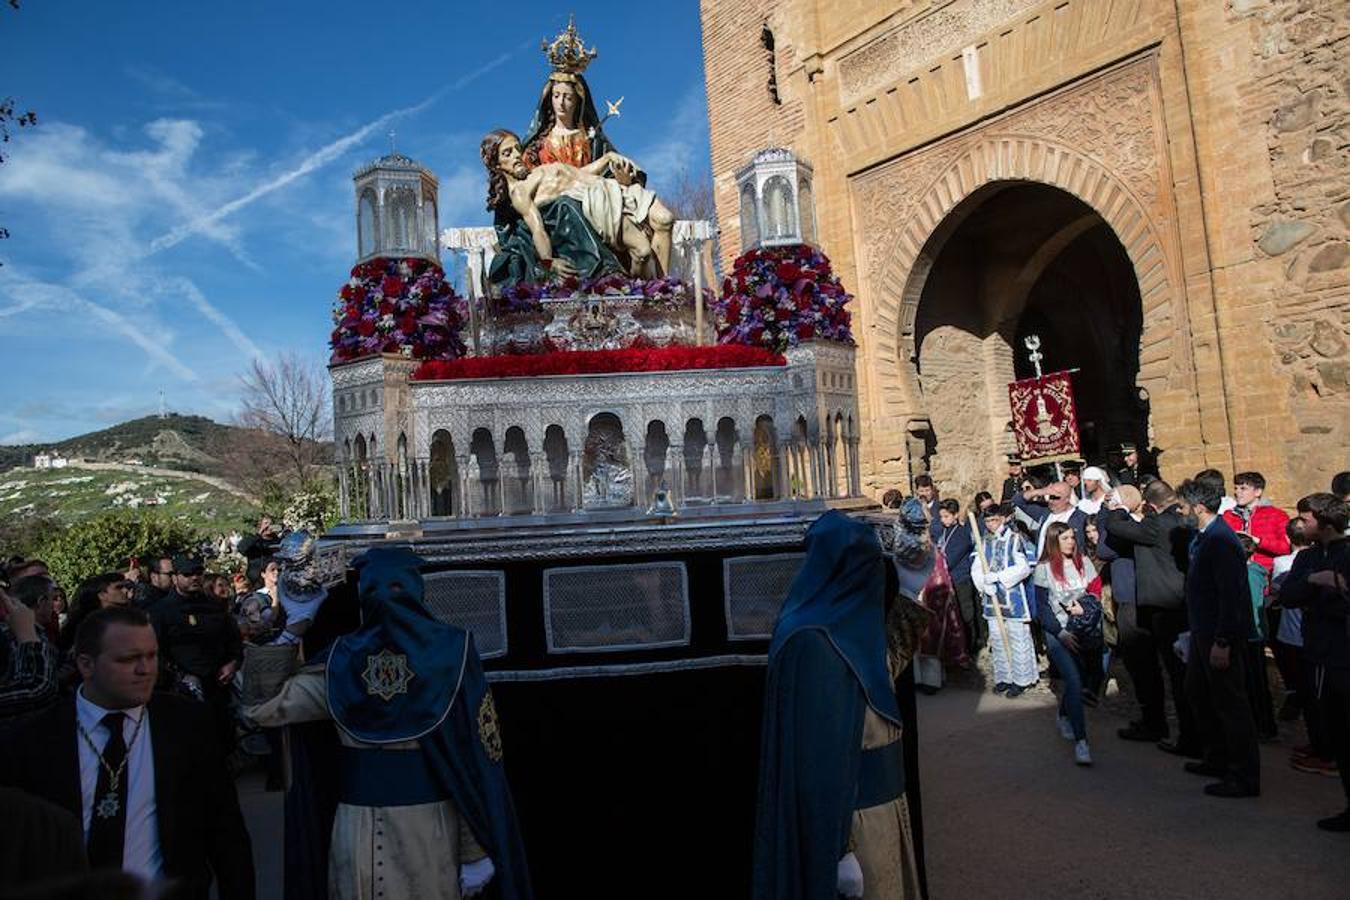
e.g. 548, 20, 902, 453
850, 708, 922, 900
246, 664, 486, 900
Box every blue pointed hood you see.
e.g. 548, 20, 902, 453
769, 510, 902, 725
327, 547, 468, 744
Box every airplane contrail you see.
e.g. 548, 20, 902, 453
148, 48, 520, 256
173, 277, 265, 361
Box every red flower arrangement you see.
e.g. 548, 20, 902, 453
412, 344, 784, 381
711, 244, 854, 352
329, 257, 468, 363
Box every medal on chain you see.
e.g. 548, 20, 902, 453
77, 714, 144, 820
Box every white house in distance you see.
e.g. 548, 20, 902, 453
32, 450, 68, 470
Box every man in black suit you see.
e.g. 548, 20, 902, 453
1101, 479, 1201, 754
1176, 478, 1260, 798
0, 606, 255, 899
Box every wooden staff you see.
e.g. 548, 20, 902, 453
970, 511, 1016, 677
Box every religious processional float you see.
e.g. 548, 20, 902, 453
308, 20, 921, 896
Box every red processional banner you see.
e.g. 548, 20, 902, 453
1008, 371, 1081, 462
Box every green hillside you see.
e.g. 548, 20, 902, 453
0, 467, 258, 535
0, 414, 237, 474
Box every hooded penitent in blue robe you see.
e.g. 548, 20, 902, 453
752, 511, 905, 900
323, 546, 532, 900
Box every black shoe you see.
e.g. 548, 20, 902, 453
916, 683, 940, 696
993, 682, 1010, 694
1158, 739, 1205, 759
1184, 761, 1226, 778
1005, 685, 1025, 698
1316, 810, 1350, 832
1203, 779, 1259, 798
1118, 723, 1167, 742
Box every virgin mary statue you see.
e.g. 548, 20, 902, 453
521, 17, 642, 184
488, 17, 641, 290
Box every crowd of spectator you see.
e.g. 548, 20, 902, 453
0, 515, 293, 898
897, 455, 1350, 830
1, 465, 1346, 898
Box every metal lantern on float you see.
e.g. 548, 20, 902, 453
352, 152, 441, 263
734, 147, 817, 252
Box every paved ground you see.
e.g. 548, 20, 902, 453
917, 685, 1350, 899
239, 682, 1350, 899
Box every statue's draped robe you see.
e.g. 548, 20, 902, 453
526, 129, 592, 168
489, 199, 623, 289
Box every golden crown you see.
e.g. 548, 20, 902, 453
542, 15, 597, 77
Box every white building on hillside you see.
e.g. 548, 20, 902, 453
32, 451, 68, 470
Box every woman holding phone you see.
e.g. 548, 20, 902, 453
1034, 521, 1104, 766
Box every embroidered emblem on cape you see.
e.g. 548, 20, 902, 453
362, 649, 414, 701
478, 691, 503, 762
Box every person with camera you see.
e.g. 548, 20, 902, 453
1015, 480, 1089, 559
1, 577, 60, 720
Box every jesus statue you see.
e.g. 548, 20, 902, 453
482, 129, 674, 280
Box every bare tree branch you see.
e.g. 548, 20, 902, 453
663, 167, 723, 284
664, 167, 718, 222
233, 353, 331, 487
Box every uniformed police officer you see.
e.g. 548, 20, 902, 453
1117, 442, 1142, 487
151, 553, 244, 752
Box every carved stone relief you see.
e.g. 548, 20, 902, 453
838, 0, 1042, 105
853, 60, 1168, 298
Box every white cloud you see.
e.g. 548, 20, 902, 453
0, 45, 529, 440
169, 277, 264, 361
632, 81, 711, 193
124, 64, 231, 113
0, 429, 41, 445
0, 116, 269, 384
0, 266, 198, 382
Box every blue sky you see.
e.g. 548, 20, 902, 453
0, 1, 711, 443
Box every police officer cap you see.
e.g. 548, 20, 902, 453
172, 553, 205, 575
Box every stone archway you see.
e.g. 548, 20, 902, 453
880, 135, 1179, 412
905, 182, 1151, 497
849, 57, 1208, 496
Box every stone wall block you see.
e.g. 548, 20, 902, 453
1257, 220, 1316, 255
1307, 241, 1349, 273
1272, 90, 1320, 133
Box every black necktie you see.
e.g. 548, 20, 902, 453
86, 712, 128, 869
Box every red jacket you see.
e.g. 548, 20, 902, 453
1222, 505, 1291, 575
